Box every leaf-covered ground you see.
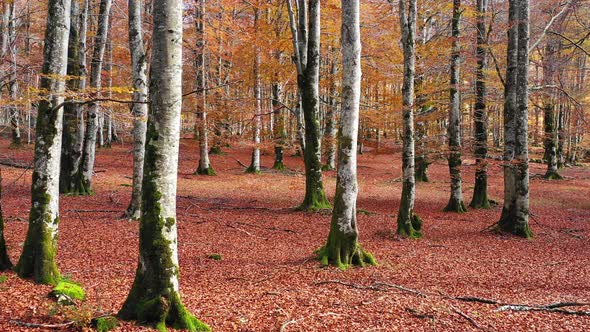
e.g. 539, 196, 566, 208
1, 138, 589, 331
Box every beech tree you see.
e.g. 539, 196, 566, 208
74, 0, 112, 195
195, 0, 215, 176
15, 0, 71, 285
118, 0, 209, 330
318, 0, 376, 270
287, 0, 330, 210
497, 0, 532, 238
444, 0, 467, 213
124, 0, 149, 219
0, 170, 11, 270
247, 6, 262, 174
396, 0, 422, 238
470, 0, 491, 208
60, 0, 85, 194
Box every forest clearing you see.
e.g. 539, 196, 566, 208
1, 138, 589, 331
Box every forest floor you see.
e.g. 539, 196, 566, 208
1, 137, 590, 331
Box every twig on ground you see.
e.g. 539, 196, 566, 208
10, 320, 75, 329
405, 307, 435, 319
449, 303, 483, 330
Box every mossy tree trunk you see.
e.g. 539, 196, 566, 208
470, 0, 491, 208
15, 0, 71, 285
298, 0, 330, 210
118, 1, 208, 330
60, 0, 84, 194
444, 0, 467, 213
396, 0, 421, 238
319, 0, 375, 269
73, 0, 112, 195
124, 0, 149, 219
497, 0, 532, 238
0, 170, 12, 270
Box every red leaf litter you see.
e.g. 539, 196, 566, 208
1, 138, 589, 331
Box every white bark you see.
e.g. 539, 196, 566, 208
125, 0, 148, 218
80, 0, 112, 190
335, 0, 361, 235
16, 0, 71, 284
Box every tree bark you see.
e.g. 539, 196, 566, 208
15, 0, 71, 285
6, 1, 21, 147
323, 53, 338, 171
118, 1, 209, 330
247, 7, 262, 174
298, 0, 330, 210
60, 0, 84, 194
497, 0, 532, 238
318, 0, 376, 269
124, 0, 149, 219
0, 170, 11, 270
396, 0, 422, 238
542, 37, 561, 179
470, 0, 491, 208
444, 0, 467, 213
74, 0, 112, 195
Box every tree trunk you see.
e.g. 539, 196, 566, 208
118, 1, 209, 330
124, 0, 149, 219
497, 0, 532, 238
322, 54, 337, 171
194, 0, 214, 176
298, 0, 330, 211
15, 0, 71, 285
470, 0, 491, 208
0, 170, 11, 270
272, 76, 287, 171
74, 0, 112, 195
318, 0, 376, 270
396, 0, 422, 238
60, 0, 84, 194
444, 0, 466, 213
247, 7, 262, 174
6, 1, 21, 148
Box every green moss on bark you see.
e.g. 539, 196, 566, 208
396, 213, 422, 239
119, 123, 208, 332
272, 146, 286, 171
296, 188, 331, 212
443, 198, 467, 213
316, 238, 376, 271
496, 206, 533, 239
470, 169, 490, 209
195, 165, 215, 176
415, 155, 429, 182
15, 189, 60, 285
544, 171, 562, 180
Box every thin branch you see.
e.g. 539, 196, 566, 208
529, 0, 573, 52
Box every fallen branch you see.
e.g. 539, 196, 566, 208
234, 158, 248, 168
495, 304, 590, 316
373, 282, 427, 297
405, 307, 434, 319
10, 320, 75, 329
449, 303, 483, 330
